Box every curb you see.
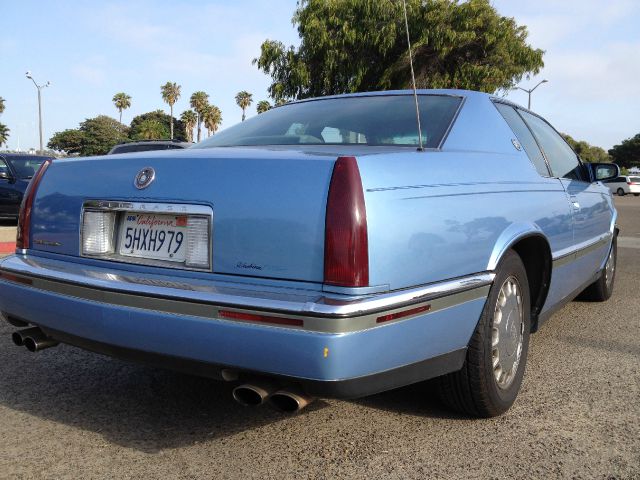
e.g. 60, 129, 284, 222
0, 242, 16, 254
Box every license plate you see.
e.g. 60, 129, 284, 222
119, 213, 188, 263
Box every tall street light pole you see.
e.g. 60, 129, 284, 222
517, 79, 548, 109
25, 71, 50, 154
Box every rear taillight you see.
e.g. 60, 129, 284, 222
16, 159, 52, 250
324, 156, 369, 287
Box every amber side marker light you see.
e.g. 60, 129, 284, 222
16, 158, 53, 250
218, 310, 304, 327
376, 304, 431, 323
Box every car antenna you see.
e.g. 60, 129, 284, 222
402, 0, 424, 152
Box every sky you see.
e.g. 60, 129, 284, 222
1, 0, 639, 151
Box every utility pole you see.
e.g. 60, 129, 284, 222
25, 71, 51, 154
517, 79, 548, 109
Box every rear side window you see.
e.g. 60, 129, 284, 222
519, 111, 584, 181
494, 103, 549, 176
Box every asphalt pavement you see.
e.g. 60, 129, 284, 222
0, 197, 638, 479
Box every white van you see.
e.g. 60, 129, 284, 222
604, 176, 640, 196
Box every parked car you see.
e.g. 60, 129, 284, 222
604, 175, 640, 196
0, 90, 619, 417
108, 139, 193, 155
0, 154, 51, 220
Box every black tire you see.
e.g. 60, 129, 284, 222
579, 236, 617, 302
617, 188, 625, 196
437, 250, 531, 417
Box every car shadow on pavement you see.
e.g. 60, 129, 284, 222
352, 380, 471, 421
0, 333, 329, 453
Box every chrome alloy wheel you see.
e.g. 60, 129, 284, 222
491, 276, 524, 389
605, 245, 616, 289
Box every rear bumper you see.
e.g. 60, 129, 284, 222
0, 253, 491, 398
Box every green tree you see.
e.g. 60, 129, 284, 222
160, 82, 181, 140
235, 91, 253, 121
561, 134, 610, 163
47, 129, 85, 155
112, 92, 132, 123
133, 119, 168, 140
609, 134, 640, 169
189, 91, 209, 142
202, 105, 223, 136
180, 110, 198, 142
256, 100, 272, 114
79, 115, 129, 156
0, 97, 7, 147
130, 110, 187, 141
254, 0, 544, 102
0, 123, 9, 147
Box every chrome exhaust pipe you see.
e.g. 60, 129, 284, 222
232, 381, 278, 407
23, 331, 59, 352
11, 327, 42, 347
269, 387, 315, 413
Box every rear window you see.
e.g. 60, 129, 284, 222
193, 95, 462, 149
629, 177, 640, 183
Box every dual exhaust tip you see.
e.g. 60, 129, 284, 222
12, 327, 59, 352
232, 381, 314, 413
12, 328, 310, 412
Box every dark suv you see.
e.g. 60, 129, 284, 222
108, 140, 193, 155
0, 154, 52, 220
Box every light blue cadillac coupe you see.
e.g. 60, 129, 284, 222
0, 90, 619, 417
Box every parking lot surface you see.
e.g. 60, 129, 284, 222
0, 197, 639, 479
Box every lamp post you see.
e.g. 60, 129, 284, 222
25, 71, 50, 154
517, 79, 548, 109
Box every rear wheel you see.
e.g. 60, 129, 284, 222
617, 188, 625, 196
437, 250, 530, 417
579, 236, 617, 302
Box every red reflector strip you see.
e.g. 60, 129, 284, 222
218, 310, 303, 327
376, 304, 431, 323
0, 272, 33, 286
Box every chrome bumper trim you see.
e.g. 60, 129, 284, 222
0, 254, 493, 333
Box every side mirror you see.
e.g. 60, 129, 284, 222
588, 163, 619, 182
0, 171, 13, 181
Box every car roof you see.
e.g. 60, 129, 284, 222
287, 88, 488, 105
0, 153, 52, 161
113, 140, 192, 146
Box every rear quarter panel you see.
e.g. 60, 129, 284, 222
358, 93, 574, 293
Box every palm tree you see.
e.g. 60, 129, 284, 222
256, 100, 271, 114
0, 123, 9, 147
112, 92, 132, 123
180, 110, 198, 142
235, 91, 253, 121
202, 105, 223, 137
136, 119, 166, 140
189, 91, 209, 142
0, 97, 5, 115
160, 82, 181, 140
